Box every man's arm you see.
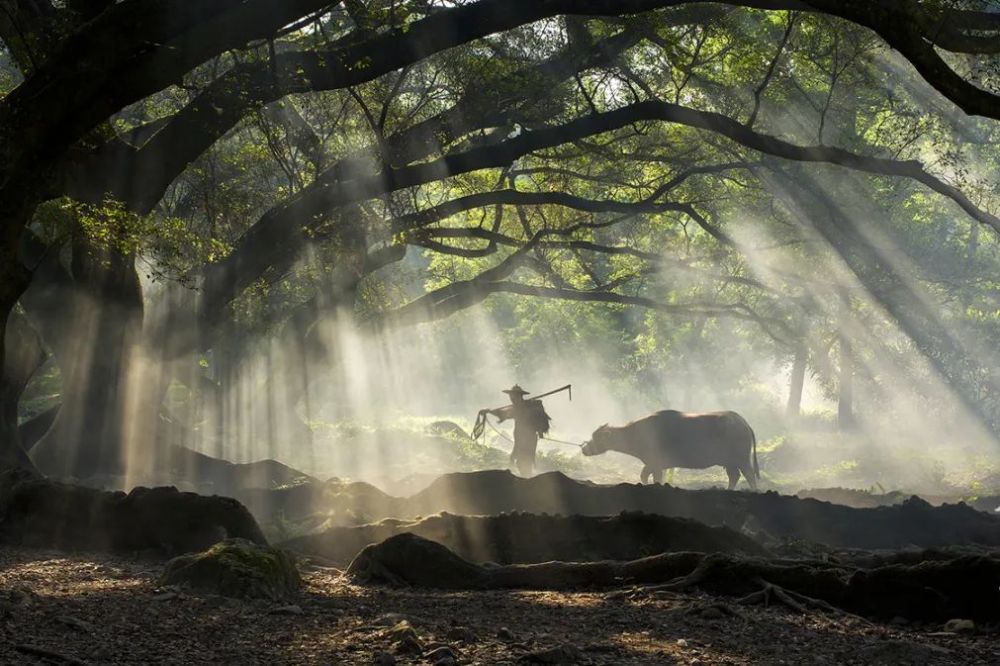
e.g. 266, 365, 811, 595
490, 405, 515, 422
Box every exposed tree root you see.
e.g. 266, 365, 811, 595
679, 599, 749, 622
348, 533, 1000, 621
736, 577, 872, 624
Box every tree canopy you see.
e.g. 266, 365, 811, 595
3, 0, 1000, 478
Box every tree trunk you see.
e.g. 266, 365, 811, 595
3, 307, 49, 457
836, 292, 856, 432
786, 328, 808, 418
5, 308, 47, 404
764, 166, 1000, 437
30, 239, 144, 479
786, 345, 807, 418
837, 340, 855, 430
0, 256, 36, 473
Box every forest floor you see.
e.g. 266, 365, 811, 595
1, 546, 997, 666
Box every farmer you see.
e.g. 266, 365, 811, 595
487, 385, 551, 477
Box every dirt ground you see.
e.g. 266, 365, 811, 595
1, 546, 997, 666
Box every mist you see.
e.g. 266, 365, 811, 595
113, 241, 999, 500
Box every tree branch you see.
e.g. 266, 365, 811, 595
202, 96, 999, 326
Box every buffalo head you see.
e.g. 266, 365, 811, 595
581, 424, 612, 456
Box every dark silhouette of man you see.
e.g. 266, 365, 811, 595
489, 385, 551, 477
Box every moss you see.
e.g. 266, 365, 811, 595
160, 538, 300, 600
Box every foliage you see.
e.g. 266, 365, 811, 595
8, 2, 1000, 487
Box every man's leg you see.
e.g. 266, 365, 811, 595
514, 433, 537, 476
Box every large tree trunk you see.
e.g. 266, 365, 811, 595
198, 223, 371, 460
0, 254, 36, 473
30, 238, 144, 479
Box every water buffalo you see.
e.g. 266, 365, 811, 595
581, 410, 759, 490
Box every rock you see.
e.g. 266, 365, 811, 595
497, 627, 514, 640
393, 635, 423, 656
676, 638, 689, 648
388, 620, 423, 655
387, 620, 419, 642
943, 618, 975, 633
159, 538, 300, 600
374, 652, 396, 665
518, 645, 582, 664
446, 626, 474, 643
425, 645, 459, 664
151, 591, 178, 601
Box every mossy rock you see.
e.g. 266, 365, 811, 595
159, 538, 301, 600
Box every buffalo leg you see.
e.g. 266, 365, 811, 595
739, 462, 758, 491
640, 465, 652, 484
726, 466, 741, 490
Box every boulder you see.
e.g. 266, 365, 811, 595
943, 618, 976, 633
159, 538, 300, 600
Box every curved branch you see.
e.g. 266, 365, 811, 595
376, 276, 794, 346
393, 189, 698, 231
63, 9, 648, 211
203, 97, 998, 324
418, 226, 776, 295
61, 0, 1000, 212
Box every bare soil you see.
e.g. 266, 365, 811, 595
282, 512, 766, 568
1, 546, 997, 666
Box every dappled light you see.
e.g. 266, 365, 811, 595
5, 2, 1000, 663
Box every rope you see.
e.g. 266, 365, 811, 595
485, 414, 513, 443
476, 411, 584, 449
541, 435, 586, 449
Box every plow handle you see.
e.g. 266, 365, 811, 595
529, 384, 572, 401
